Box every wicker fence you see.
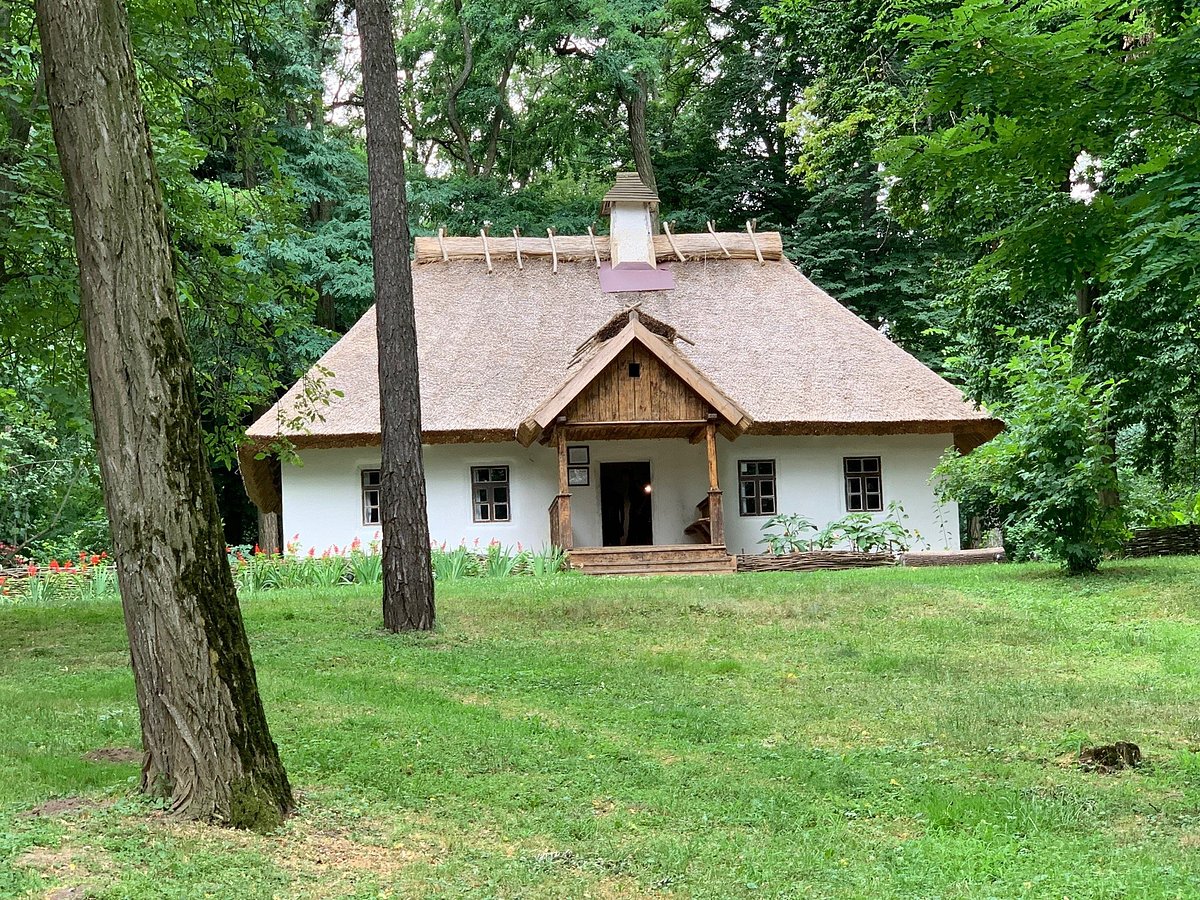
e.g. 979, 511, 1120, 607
1122, 525, 1200, 558
736, 551, 895, 573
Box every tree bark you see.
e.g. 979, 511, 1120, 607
357, 0, 436, 631
36, 0, 293, 827
620, 73, 659, 231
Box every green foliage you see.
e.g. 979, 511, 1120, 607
816, 503, 917, 553
873, 0, 1200, 471
758, 514, 817, 554
0, 379, 108, 554
430, 541, 568, 580
759, 504, 916, 554
430, 543, 482, 581
935, 326, 1125, 573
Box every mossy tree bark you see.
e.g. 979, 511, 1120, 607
357, 0, 436, 631
36, 0, 294, 827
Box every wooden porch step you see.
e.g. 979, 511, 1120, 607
569, 544, 736, 576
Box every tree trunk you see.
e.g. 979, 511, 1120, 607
37, 0, 293, 828
621, 74, 659, 231
1076, 279, 1121, 512
357, 0, 436, 631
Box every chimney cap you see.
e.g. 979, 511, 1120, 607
601, 171, 659, 215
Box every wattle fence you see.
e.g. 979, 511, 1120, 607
1122, 525, 1200, 558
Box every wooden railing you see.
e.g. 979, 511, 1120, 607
683, 490, 725, 546
548, 492, 573, 550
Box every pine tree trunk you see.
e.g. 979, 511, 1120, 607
36, 0, 293, 828
357, 0, 436, 631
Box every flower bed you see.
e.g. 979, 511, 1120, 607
1, 538, 570, 604
0, 551, 117, 603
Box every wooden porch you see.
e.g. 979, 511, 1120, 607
568, 544, 736, 576
527, 306, 752, 575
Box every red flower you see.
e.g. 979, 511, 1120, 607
90, 555, 101, 565
253, 544, 261, 556
49, 560, 60, 572
79, 551, 88, 560
100, 551, 108, 559
27, 564, 38, 577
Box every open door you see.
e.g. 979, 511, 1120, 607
600, 461, 653, 546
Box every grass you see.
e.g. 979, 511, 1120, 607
2, 559, 1200, 898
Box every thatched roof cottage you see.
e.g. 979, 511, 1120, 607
242, 174, 1000, 573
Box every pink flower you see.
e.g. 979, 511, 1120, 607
26, 564, 38, 577
308, 547, 315, 557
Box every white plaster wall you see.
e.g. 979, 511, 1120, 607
281, 443, 557, 553
717, 434, 959, 555
280, 434, 958, 554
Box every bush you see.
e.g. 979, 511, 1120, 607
934, 326, 1125, 574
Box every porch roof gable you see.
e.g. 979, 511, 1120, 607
516, 312, 752, 447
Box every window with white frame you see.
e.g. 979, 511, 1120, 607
471, 466, 510, 522
843, 457, 883, 512
362, 469, 381, 525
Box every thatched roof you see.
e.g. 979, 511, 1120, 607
245, 250, 1000, 454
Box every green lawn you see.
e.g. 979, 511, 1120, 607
3, 560, 1200, 898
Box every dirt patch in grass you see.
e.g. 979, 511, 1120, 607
22, 797, 110, 819
158, 809, 443, 888
16, 836, 115, 898
83, 746, 140, 764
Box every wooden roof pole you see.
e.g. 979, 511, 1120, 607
547, 227, 559, 275
661, 221, 687, 262
745, 219, 764, 266
480, 226, 493, 274
587, 225, 602, 268
707, 220, 731, 257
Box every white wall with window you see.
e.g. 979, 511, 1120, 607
717, 434, 959, 555
277, 433, 958, 555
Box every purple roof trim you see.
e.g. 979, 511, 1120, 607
598, 262, 675, 293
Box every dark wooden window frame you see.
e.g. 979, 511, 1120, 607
843, 456, 883, 512
361, 468, 381, 526
471, 465, 511, 523
737, 459, 777, 517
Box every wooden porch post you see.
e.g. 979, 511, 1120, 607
705, 420, 724, 547
553, 427, 573, 550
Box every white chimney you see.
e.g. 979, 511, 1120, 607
601, 173, 659, 270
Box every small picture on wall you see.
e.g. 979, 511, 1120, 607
567, 466, 590, 486
567, 445, 590, 465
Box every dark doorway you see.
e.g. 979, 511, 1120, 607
600, 461, 654, 546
